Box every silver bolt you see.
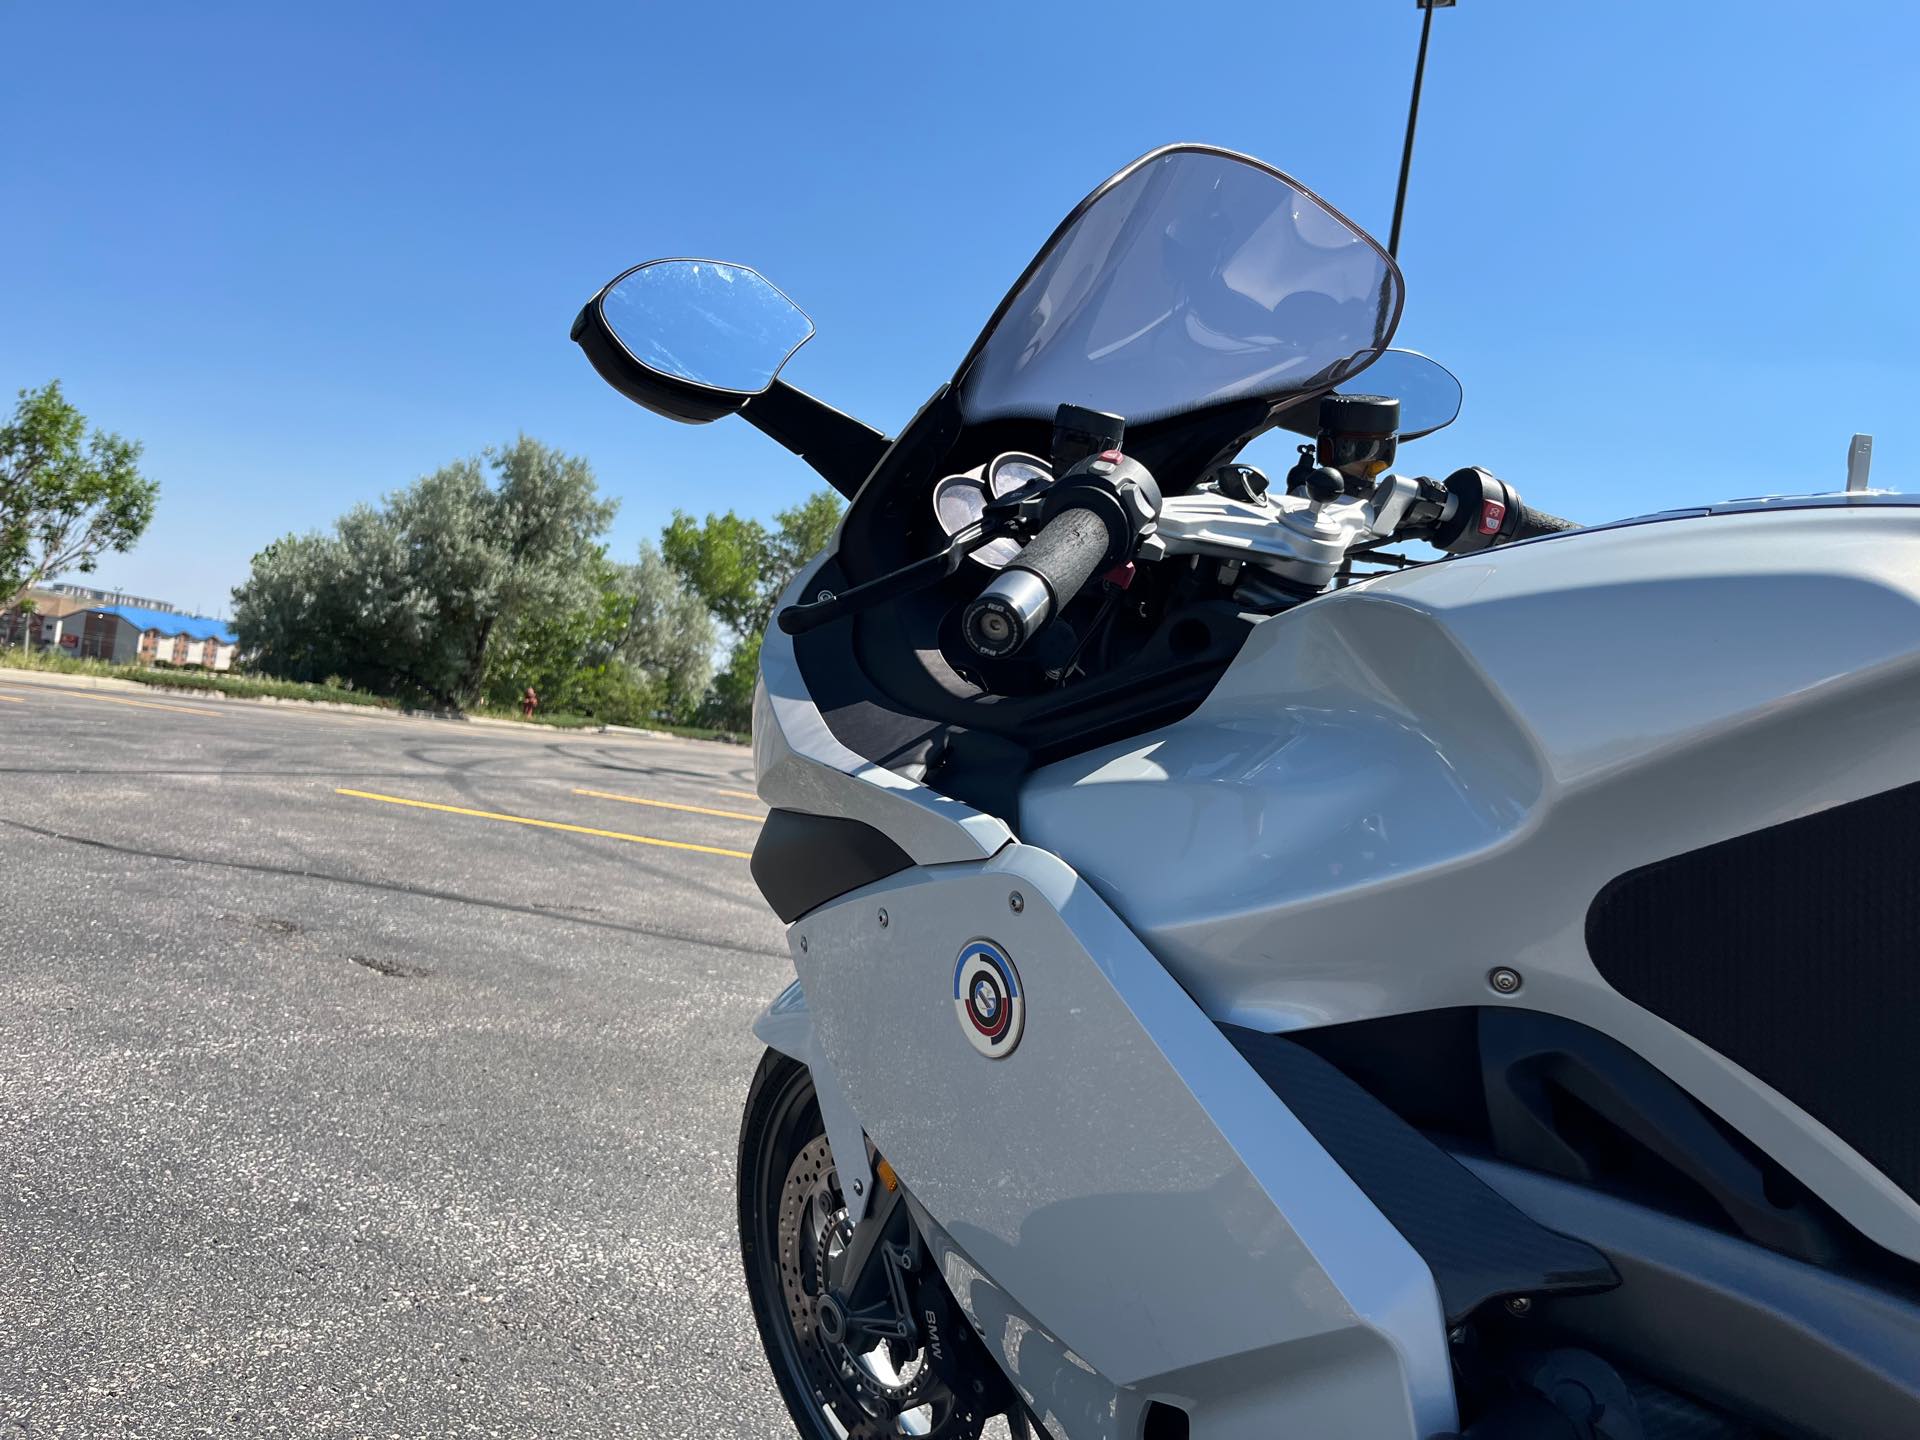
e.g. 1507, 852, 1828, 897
815, 589, 836, 604
799, 935, 809, 954
877, 908, 888, 929
1488, 966, 1522, 995
1008, 891, 1025, 914
1448, 1326, 1466, 1345
850, 1178, 863, 1196
1505, 1296, 1532, 1316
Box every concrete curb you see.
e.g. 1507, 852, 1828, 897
0, 666, 746, 746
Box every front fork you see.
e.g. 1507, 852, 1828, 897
823, 1170, 1017, 1418
757, 986, 1022, 1422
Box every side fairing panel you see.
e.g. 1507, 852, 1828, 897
789, 844, 1456, 1440
755, 551, 1012, 867
1021, 506, 1920, 1264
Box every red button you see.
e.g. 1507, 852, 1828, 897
1478, 499, 1507, 536
1099, 448, 1124, 463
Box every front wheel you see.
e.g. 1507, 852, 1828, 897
737, 1049, 1030, 1440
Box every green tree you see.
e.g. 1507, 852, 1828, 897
661, 488, 842, 730
480, 544, 714, 725
484, 551, 616, 708
661, 489, 843, 639
614, 542, 716, 718
233, 436, 616, 707
0, 381, 158, 606
705, 631, 762, 732
227, 530, 361, 684
386, 438, 616, 703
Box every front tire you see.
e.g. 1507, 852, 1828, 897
738, 1049, 1024, 1440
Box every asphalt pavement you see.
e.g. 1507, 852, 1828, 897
0, 674, 798, 1438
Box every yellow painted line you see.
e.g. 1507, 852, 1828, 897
0, 693, 24, 704
335, 788, 752, 859
572, 787, 762, 823
714, 788, 761, 802
1, 685, 224, 717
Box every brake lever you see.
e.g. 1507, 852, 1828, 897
776, 519, 1018, 636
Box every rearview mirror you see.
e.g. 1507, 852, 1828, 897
1352, 349, 1462, 439
571, 259, 814, 424
1272, 348, 1462, 443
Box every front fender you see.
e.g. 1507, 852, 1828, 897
752, 981, 877, 1220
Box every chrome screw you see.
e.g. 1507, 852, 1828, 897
1505, 1296, 1532, 1316
1008, 891, 1025, 914
1488, 966, 1523, 995
850, 1178, 864, 1197
799, 935, 809, 954
877, 908, 889, 929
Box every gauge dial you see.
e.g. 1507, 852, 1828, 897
930, 473, 1021, 568
987, 451, 1054, 499
931, 474, 986, 533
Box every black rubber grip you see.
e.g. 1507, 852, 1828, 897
1511, 503, 1580, 540
1010, 504, 1112, 609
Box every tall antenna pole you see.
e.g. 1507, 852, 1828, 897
1389, 0, 1452, 260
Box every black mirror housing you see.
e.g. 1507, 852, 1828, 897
569, 298, 747, 424
571, 257, 893, 497
571, 258, 815, 425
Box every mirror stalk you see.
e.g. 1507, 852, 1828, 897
740, 381, 891, 500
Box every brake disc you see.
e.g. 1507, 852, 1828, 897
775, 1136, 988, 1440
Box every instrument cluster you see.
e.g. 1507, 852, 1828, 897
928, 452, 1055, 569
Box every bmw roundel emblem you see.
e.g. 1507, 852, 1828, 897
953, 940, 1024, 1059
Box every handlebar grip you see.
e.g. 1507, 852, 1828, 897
1017, 504, 1112, 601
1429, 467, 1582, 554
1510, 503, 1580, 540
963, 504, 1112, 658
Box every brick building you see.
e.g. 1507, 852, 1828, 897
2, 591, 238, 670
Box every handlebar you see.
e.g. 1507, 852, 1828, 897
963, 504, 1113, 658
961, 453, 1160, 660
1510, 502, 1580, 540
1424, 467, 1581, 554
778, 528, 986, 636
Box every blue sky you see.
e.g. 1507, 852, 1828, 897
3, 2, 1915, 615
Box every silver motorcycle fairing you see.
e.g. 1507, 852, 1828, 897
747, 500, 1920, 1435
754, 553, 1457, 1433
762, 843, 1457, 1440
753, 547, 1013, 1220
755, 546, 1011, 867
1022, 502, 1920, 1265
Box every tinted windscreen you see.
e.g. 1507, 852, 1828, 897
958, 148, 1401, 425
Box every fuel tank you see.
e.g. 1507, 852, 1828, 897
1019, 497, 1920, 1262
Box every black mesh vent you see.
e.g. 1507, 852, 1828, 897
1587, 781, 1920, 1202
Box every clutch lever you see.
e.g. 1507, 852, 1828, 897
776, 513, 1022, 636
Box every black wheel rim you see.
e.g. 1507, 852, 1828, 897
745, 1066, 984, 1440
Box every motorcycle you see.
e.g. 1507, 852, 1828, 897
572, 145, 1920, 1439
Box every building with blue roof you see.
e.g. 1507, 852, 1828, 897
50, 603, 239, 669
94, 604, 237, 645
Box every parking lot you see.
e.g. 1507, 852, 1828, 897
0, 674, 795, 1437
